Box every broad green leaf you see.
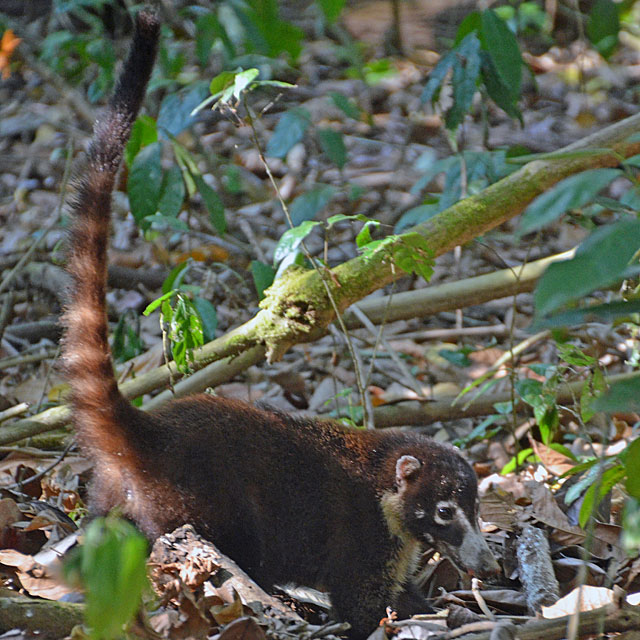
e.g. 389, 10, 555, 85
128, 142, 163, 226
534, 220, 640, 316
208, 70, 237, 100
329, 91, 362, 120
162, 261, 190, 295
273, 220, 320, 264
446, 33, 481, 130
125, 115, 158, 168
290, 185, 336, 225
193, 296, 218, 342
593, 376, 640, 413
480, 10, 522, 100
157, 166, 185, 218
624, 438, 640, 499
480, 52, 522, 121
194, 175, 226, 234
501, 448, 536, 474
587, 0, 620, 58
532, 299, 640, 330
317, 0, 346, 23
157, 83, 209, 137
396, 204, 440, 231
421, 49, 456, 104
355, 220, 381, 248
196, 13, 235, 65
68, 517, 148, 640
251, 260, 276, 300
520, 168, 621, 234
392, 233, 435, 281
266, 108, 311, 158
579, 464, 625, 528
454, 11, 482, 44
317, 128, 347, 169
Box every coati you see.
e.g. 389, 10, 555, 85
62, 9, 499, 638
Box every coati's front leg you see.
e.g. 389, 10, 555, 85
393, 580, 432, 620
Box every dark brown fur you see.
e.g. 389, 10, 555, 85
63, 12, 498, 638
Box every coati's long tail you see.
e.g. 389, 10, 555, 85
62, 11, 159, 453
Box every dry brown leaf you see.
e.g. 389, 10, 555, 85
529, 439, 575, 476
218, 616, 266, 640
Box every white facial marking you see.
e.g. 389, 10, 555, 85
415, 508, 426, 519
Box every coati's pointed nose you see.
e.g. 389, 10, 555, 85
468, 551, 501, 578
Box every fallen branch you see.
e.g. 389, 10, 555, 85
3, 114, 640, 443
0, 595, 83, 637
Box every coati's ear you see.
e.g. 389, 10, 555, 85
395, 455, 421, 489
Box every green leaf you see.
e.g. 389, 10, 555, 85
329, 91, 362, 120
128, 142, 163, 227
480, 51, 522, 121
193, 175, 226, 234
534, 220, 640, 316
193, 296, 218, 342
421, 49, 456, 104
625, 438, 640, 500
579, 464, 626, 528
392, 233, 435, 281
266, 108, 311, 159
501, 448, 536, 474
454, 11, 482, 44
593, 376, 640, 413
587, 0, 620, 58
326, 213, 370, 229
157, 166, 185, 218
157, 83, 209, 137
532, 299, 640, 330
195, 13, 235, 66
480, 10, 522, 100
144, 290, 176, 315
317, 128, 347, 169
250, 260, 276, 300
355, 220, 381, 248
273, 220, 320, 264
520, 168, 621, 234
112, 313, 145, 363
67, 517, 148, 640
289, 185, 336, 225
446, 33, 481, 130
125, 115, 158, 168
316, 0, 345, 23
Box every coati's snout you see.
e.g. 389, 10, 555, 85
394, 453, 500, 578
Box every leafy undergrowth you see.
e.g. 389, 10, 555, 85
1, 0, 640, 638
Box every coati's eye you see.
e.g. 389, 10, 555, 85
437, 505, 454, 521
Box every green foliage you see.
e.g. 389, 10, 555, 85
267, 108, 312, 158
399, 149, 516, 230
533, 219, 640, 323
251, 260, 276, 300
587, 0, 620, 58
519, 168, 622, 234
41, 0, 116, 102
422, 10, 524, 129
316, 0, 346, 24
290, 185, 337, 225
64, 516, 148, 640
112, 312, 145, 363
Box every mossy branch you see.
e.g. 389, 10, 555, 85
3, 112, 640, 445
